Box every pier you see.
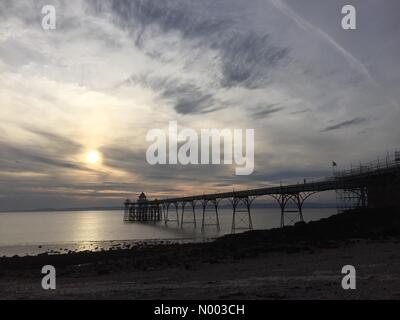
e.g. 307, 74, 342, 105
124, 151, 400, 232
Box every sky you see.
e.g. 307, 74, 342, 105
0, 0, 399, 211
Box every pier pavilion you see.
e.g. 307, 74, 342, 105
124, 192, 162, 222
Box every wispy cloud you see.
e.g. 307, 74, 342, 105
93, 0, 290, 90
250, 104, 284, 119
124, 74, 220, 114
321, 117, 367, 132
218, 32, 289, 89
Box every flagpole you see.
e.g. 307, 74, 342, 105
332, 161, 337, 177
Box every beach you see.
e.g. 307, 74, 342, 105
1, 238, 400, 299
1, 208, 400, 299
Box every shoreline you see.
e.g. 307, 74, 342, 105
0, 237, 215, 258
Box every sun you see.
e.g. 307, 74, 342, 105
86, 150, 102, 165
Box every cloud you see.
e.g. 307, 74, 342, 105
250, 104, 284, 119
0, 140, 91, 173
23, 127, 83, 154
321, 117, 367, 132
124, 74, 223, 114
88, 0, 231, 41
163, 82, 214, 114
218, 33, 289, 88
100, 145, 233, 184
0, 126, 98, 175
90, 0, 290, 89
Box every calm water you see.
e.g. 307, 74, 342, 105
0, 208, 337, 256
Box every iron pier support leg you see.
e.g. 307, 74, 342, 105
180, 201, 197, 228
201, 201, 206, 233
175, 202, 180, 227
165, 204, 169, 225
201, 199, 220, 232
180, 202, 186, 229
192, 201, 197, 228
215, 200, 220, 232
231, 197, 254, 233
162, 204, 166, 221
245, 197, 254, 230
231, 199, 237, 233
280, 195, 285, 228
296, 193, 304, 222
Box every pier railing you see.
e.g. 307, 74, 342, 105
334, 151, 400, 179
139, 151, 400, 204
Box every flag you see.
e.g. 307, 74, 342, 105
332, 161, 337, 167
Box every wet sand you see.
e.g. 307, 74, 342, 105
1, 208, 400, 299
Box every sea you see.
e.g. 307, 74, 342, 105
0, 207, 337, 257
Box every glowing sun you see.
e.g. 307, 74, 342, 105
86, 150, 102, 165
